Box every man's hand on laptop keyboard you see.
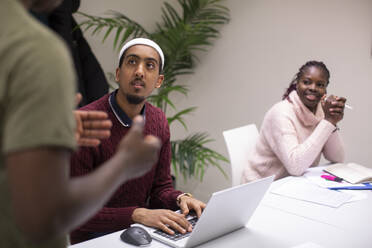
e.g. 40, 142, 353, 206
178, 196, 206, 218
132, 208, 192, 235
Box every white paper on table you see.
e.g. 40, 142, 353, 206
304, 167, 363, 187
271, 177, 353, 208
291, 242, 325, 248
304, 167, 368, 202
337, 189, 367, 202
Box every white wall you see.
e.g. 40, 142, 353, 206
77, 0, 166, 79
78, 0, 372, 202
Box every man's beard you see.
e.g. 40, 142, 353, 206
125, 93, 145, 105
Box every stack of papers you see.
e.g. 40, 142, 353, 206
271, 177, 353, 208
303, 167, 368, 202
304, 167, 362, 188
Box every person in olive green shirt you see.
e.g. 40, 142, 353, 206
0, 0, 161, 248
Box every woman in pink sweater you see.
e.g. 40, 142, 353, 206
242, 61, 346, 183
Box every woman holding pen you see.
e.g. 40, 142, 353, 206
242, 60, 347, 183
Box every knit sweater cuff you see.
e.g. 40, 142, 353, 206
319, 119, 337, 134
116, 206, 138, 226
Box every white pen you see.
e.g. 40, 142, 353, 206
344, 104, 353, 110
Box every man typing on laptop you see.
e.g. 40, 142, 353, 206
70, 38, 206, 244
134, 176, 274, 248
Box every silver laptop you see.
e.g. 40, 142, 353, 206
133, 176, 274, 248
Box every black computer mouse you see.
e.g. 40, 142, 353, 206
120, 226, 152, 246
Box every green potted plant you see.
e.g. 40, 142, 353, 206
78, 0, 230, 182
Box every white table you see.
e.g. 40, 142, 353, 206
70, 175, 372, 248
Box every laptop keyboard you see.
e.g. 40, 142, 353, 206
154, 216, 198, 241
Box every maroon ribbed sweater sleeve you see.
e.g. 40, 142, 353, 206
69, 99, 183, 244
70, 145, 139, 232
75, 117, 182, 233
74, 207, 138, 232
148, 116, 182, 210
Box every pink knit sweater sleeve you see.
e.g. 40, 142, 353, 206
264, 109, 337, 176
322, 131, 345, 162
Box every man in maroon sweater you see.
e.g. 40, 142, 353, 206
70, 38, 206, 244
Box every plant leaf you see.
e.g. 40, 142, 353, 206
77, 0, 230, 181
171, 132, 229, 181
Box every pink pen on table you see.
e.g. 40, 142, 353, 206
321, 174, 343, 182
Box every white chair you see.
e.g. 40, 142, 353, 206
223, 124, 259, 187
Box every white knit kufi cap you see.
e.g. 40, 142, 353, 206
118, 38, 165, 70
